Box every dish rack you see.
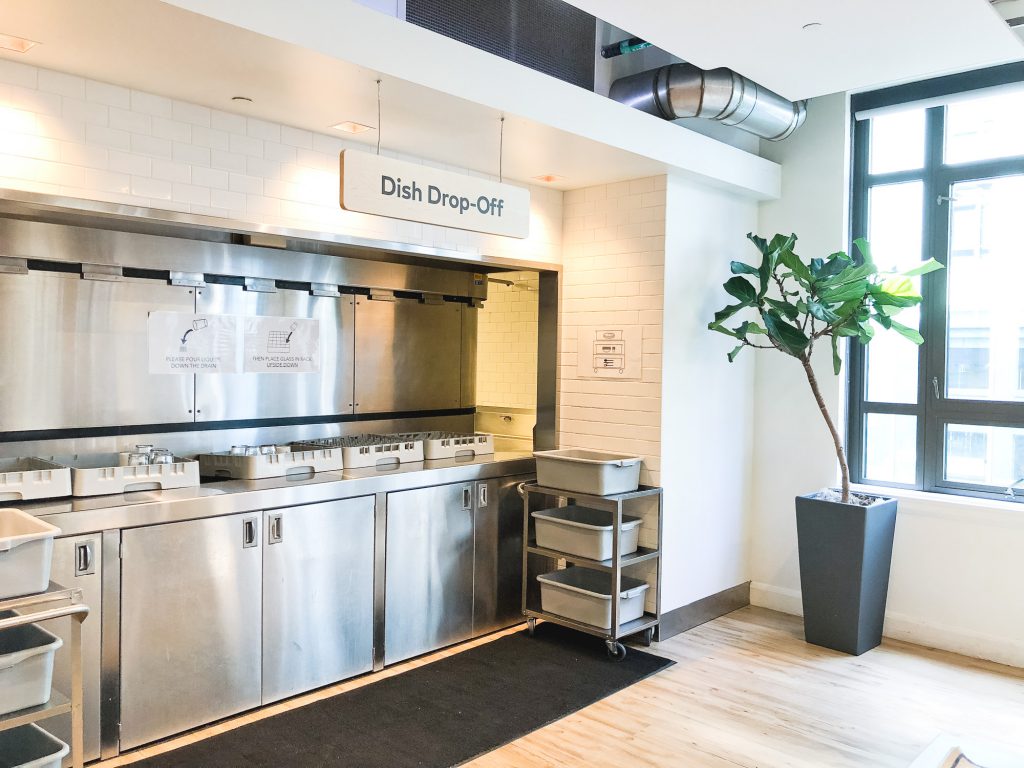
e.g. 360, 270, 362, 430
0, 458, 72, 502
58, 455, 200, 497
197, 448, 343, 480
292, 435, 424, 469
392, 432, 495, 460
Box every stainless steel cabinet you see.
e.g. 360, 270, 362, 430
354, 297, 464, 413
0, 272, 195, 431
46, 535, 103, 762
194, 284, 355, 421
473, 475, 532, 636
119, 514, 263, 750
262, 497, 375, 704
384, 483, 475, 665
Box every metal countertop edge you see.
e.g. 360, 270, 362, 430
26, 454, 536, 537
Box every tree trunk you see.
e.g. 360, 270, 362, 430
800, 355, 851, 503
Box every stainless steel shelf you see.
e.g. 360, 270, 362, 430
0, 582, 83, 614
526, 483, 663, 506
526, 541, 660, 571
523, 609, 660, 642
0, 691, 71, 732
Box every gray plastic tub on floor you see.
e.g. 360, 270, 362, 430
537, 567, 649, 630
0, 725, 69, 768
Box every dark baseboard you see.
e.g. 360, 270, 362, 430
655, 581, 751, 642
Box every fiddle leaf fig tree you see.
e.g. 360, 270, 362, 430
709, 233, 943, 503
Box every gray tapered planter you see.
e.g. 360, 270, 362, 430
795, 492, 898, 655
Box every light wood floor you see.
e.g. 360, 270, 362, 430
103, 607, 1024, 768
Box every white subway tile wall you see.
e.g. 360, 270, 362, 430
0, 61, 562, 263
559, 177, 666, 490
476, 271, 539, 409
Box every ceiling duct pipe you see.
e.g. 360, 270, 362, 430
610, 63, 807, 141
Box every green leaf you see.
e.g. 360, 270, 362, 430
762, 310, 809, 356
724, 276, 757, 304
831, 335, 842, 375
708, 322, 739, 338
712, 303, 746, 326
890, 319, 924, 345
727, 344, 744, 363
807, 301, 840, 323
735, 321, 768, 337
765, 297, 800, 321
853, 238, 874, 265
779, 248, 812, 284
730, 261, 760, 277
900, 258, 943, 277
818, 278, 869, 304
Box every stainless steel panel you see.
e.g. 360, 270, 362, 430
354, 298, 463, 413
99, 529, 120, 760
0, 214, 503, 298
385, 482, 475, 665
473, 475, 533, 636
534, 270, 559, 450
0, 272, 195, 431
44, 536, 103, 762
262, 497, 375, 704
119, 514, 262, 750
194, 284, 355, 421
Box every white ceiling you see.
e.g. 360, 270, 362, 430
0, 0, 671, 191
564, 0, 1024, 100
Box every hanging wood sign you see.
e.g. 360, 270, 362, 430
340, 149, 531, 238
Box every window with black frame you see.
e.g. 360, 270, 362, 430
848, 63, 1024, 501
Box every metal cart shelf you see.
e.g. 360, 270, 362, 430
0, 582, 89, 768
521, 483, 663, 660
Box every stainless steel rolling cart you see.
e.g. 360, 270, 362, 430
0, 583, 89, 768
521, 483, 662, 660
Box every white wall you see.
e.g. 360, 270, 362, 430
0, 59, 563, 264
477, 271, 539, 410
661, 174, 758, 610
752, 92, 1024, 669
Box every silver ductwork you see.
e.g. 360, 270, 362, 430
610, 63, 807, 141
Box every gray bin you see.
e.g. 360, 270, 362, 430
0, 615, 64, 716
0, 508, 60, 600
0, 725, 70, 768
533, 449, 642, 495
532, 505, 642, 561
538, 567, 648, 630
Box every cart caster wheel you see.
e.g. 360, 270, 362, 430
527, 618, 537, 637
606, 641, 627, 661
641, 628, 654, 647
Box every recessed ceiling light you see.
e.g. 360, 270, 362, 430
331, 121, 375, 134
802, 22, 823, 30
231, 96, 253, 103
532, 174, 565, 183
0, 33, 39, 54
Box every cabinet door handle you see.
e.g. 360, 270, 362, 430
478, 484, 488, 507
75, 541, 95, 576
242, 517, 258, 548
268, 513, 283, 544
463, 486, 472, 509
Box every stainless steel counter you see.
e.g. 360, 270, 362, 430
24, 453, 535, 536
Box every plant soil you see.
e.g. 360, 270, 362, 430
811, 488, 888, 506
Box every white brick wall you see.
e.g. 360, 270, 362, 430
476, 271, 539, 410
0, 60, 562, 264
559, 177, 666, 488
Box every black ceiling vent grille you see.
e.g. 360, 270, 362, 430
406, 0, 596, 91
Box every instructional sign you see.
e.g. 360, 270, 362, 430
243, 316, 320, 373
575, 325, 643, 380
148, 312, 239, 374
340, 149, 531, 238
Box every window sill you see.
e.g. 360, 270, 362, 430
852, 483, 1024, 527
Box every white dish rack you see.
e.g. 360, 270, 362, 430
393, 432, 495, 460
197, 448, 343, 480
0, 459, 72, 502
58, 455, 200, 497
292, 435, 424, 469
